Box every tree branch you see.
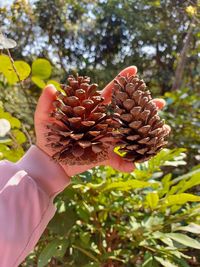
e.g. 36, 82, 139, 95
172, 18, 195, 90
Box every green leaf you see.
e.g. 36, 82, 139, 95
153, 231, 174, 247
72, 245, 99, 263
80, 232, 91, 246
9, 117, 21, 128
31, 76, 46, 88
174, 258, 190, 267
12, 129, 26, 144
0, 109, 21, 128
83, 264, 100, 267
150, 0, 160, 7
171, 168, 200, 185
76, 206, 90, 223
0, 55, 12, 73
162, 193, 200, 207
142, 253, 159, 267
3, 60, 30, 84
32, 58, 52, 79
79, 170, 93, 182
159, 174, 172, 197
0, 136, 12, 144
101, 180, 154, 192
174, 223, 200, 234
155, 257, 178, 267
48, 208, 77, 235
146, 192, 159, 209
170, 171, 200, 195
47, 80, 62, 91
165, 233, 200, 249
2, 146, 25, 162
37, 239, 68, 267
14, 61, 31, 80
148, 148, 186, 172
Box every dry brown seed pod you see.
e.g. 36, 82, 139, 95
111, 74, 169, 163
47, 74, 115, 165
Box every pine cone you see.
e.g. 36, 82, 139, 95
46, 74, 116, 165
111, 74, 169, 163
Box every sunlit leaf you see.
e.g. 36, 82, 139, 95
12, 129, 26, 144
0, 55, 12, 72
0, 55, 31, 84
1, 146, 25, 162
155, 256, 178, 267
0, 137, 12, 144
142, 253, 159, 267
146, 192, 159, 209
14, 61, 31, 80
0, 109, 21, 128
169, 170, 200, 194
47, 79, 62, 91
32, 58, 52, 79
174, 223, 200, 234
186, 5, 197, 16
150, 0, 160, 7
153, 231, 174, 247
31, 76, 46, 88
162, 193, 200, 207
101, 180, 154, 192
165, 233, 200, 249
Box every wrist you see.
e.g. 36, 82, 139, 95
16, 145, 71, 196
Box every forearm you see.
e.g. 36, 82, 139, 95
0, 146, 70, 267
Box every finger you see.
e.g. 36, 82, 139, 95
101, 66, 137, 104
152, 98, 166, 110
108, 150, 135, 173
35, 84, 57, 121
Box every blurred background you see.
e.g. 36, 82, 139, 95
0, 0, 200, 266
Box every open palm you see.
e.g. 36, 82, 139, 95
35, 66, 168, 177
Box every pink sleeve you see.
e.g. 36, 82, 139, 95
0, 145, 70, 267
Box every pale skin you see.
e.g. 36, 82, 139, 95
35, 66, 170, 178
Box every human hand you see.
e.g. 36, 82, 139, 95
35, 66, 170, 177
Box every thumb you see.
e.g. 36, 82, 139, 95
35, 84, 57, 121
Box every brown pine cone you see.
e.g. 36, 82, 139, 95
111, 74, 169, 163
46, 74, 117, 165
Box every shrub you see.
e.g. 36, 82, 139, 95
22, 148, 200, 267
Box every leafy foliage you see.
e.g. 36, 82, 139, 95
19, 149, 200, 266
0, 54, 31, 84
0, 106, 26, 161
163, 88, 200, 169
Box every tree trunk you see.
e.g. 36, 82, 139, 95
172, 18, 195, 90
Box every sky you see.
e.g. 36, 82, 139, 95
0, 0, 36, 7
0, 0, 12, 6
